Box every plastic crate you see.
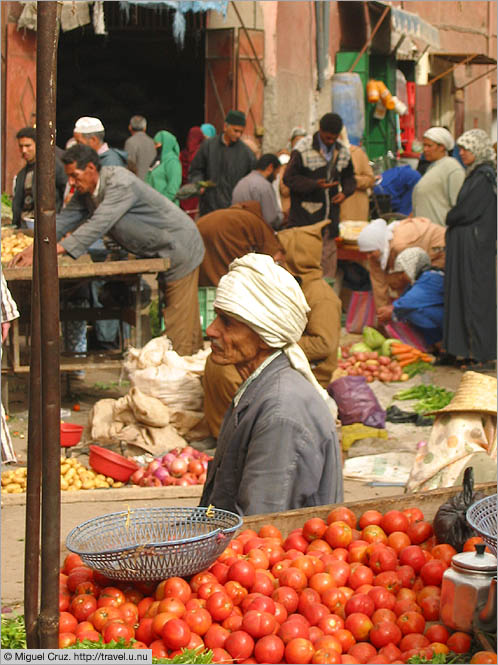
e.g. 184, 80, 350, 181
198, 287, 216, 335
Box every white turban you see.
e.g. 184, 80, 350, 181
214, 253, 336, 414
423, 127, 455, 152
357, 218, 394, 271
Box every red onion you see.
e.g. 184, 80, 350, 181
169, 457, 188, 477
147, 459, 161, 474
153, 466, 170, 485
161, 453, 175, 467
130, 468, 146, 485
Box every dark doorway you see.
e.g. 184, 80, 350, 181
56, 4, 206, 152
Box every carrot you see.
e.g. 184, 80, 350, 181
390, 343, 414, 353
420, 353, 434, 363
399, 357, 420, 367
394, 351, 421, 361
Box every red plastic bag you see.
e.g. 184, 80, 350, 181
327, 376, 386, 428
345, 291, 377, 334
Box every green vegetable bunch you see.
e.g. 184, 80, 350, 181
394, 384, 454, 414
1, 614, 27, 649
403, 360, 435, 378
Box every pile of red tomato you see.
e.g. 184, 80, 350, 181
58, 506, 497, 664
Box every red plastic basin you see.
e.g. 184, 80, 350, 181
89, 445, 139, 483
60, 423, 84, 447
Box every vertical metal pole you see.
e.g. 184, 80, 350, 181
24, 233, 42, 649
36, 1, 61, 649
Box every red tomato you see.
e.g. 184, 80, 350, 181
198, 581, 226, 600
396, 564, 416, 588
272, 586, 299, 613
349, 565, 374, 590
431, 543, 457, 566
161, 617, 191, 650
347, 641, 377, 663
372, 608, 397, 625
399, 633, 429, 651
184, 607, 212, 636
325, 522, 353, 549
345, 594, 375, 618
425, 624, 450, 644
258, 524, 283, 540
248, 596, 276, 615
407, 521, 433, 545
157, 597, 185, 618
137, 597, 154, 619
97, 586, 125, 608
224, 580, 248, 606
59, 591, 71, 613
402, 507, 424, 524
374, 571, 402, 595
161, 576, 191, 603
344, 612, 373, 641
368, 587, 396, 610
369, 620, 402, 648
398, 545, 426, 573
470, 652, 498, 664
102, 619, 135, 644
348, 540, 369, 564
331, 628, 355, 652
298, 588, 321, 613
67, 566, 94, 592
326, 507, 357, 529
277, 618, 310, 644
135, 617, 155, 645
447, 631, 472, 653
210, 562, 230, 585
70, 594, 97, 622
317, 613, 344, 635
419, 594, 440, 621
388, 531, 411, 553
463, 536, 488, 552
74, 581, 100, 597
369, 547, 398, 573
380, 511, 409, 535
302, 602, 329, 626
378, 642, 402, 662
206, 591, 234, 622
242, 610, 278, 639
303, 517, 328, 542
189, 571, 217, 593
204, 623, 230, 649
321, 587, 346, 616
359, 511, 383, 530
279, 567, 308, 593
284, 637, 314, 664
420, 559, 446, 586
396, 610, 425, 635
311, 648, 341, 664
89, 606, 121, 632
58, 632, 77, 648
76, 629, 100, 643
228, 560, 256, 589
210, 647, 233, 663
63, 553, 84, 574
325, 560, 350, 587
393, 599, 422, 617
149, 639, 168, 658
224, 630, 255, 661
59, 612, 78, 634
283, 532, 309, 553
361, 525, 388, 545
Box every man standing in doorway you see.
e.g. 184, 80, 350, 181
231, 153, 284, 229
284, 112, 356, 278
125, 115, 156, 181
73, 116, 127, 167
188, 110, 256, 216
12, 126, 67, 228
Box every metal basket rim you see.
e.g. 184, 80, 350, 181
65, 506, 243, 557
466, 494, 497, 537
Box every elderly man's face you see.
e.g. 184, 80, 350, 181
223, 123, 244, 145
207, 309, 271, 379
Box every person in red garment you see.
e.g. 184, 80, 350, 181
179, 126, 205, 219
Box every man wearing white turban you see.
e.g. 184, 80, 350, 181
412, 126, 465, 226
199, 253, 343, 516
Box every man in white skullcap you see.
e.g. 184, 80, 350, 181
199, 253, 343, 516
74, 116, 127, 167
412, 126, 465, 226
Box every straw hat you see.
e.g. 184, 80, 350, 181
428, 371, 497, 416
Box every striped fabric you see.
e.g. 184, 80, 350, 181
1, 272, 19, 463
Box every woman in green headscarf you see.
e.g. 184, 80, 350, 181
146, 130, 182, 204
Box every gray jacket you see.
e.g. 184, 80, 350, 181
200, 352, 343, 516
57, 166, 204, 282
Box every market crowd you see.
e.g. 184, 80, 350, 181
4, 109, 497, 515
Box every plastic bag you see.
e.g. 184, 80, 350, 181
328, 376, 386, 428
432, 467, 486, 551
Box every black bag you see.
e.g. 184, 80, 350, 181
433, 467, 486, 551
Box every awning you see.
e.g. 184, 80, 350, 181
119, 1, 228, 45
431, 53, 496, 66
367, 1, 440, 58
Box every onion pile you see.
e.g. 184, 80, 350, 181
130, 446, 212, 488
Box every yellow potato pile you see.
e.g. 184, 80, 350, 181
1, 232, 33, 263
1, 457, 124, 493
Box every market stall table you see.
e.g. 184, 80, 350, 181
2, 257, 170, 373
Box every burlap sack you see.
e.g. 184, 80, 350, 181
129, 386, 170, 427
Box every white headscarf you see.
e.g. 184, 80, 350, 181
214, 253, 336, 412
457, 129, 496, 175
423, 127, 455, 152
357, 218, 393, 270
393, 247, 431, 284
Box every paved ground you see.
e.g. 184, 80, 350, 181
0, 340, 487, 611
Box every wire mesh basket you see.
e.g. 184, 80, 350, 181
65, 506, 243, 582
466, 494, 497, 556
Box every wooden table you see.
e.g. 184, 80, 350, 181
3, 257, 170, 373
